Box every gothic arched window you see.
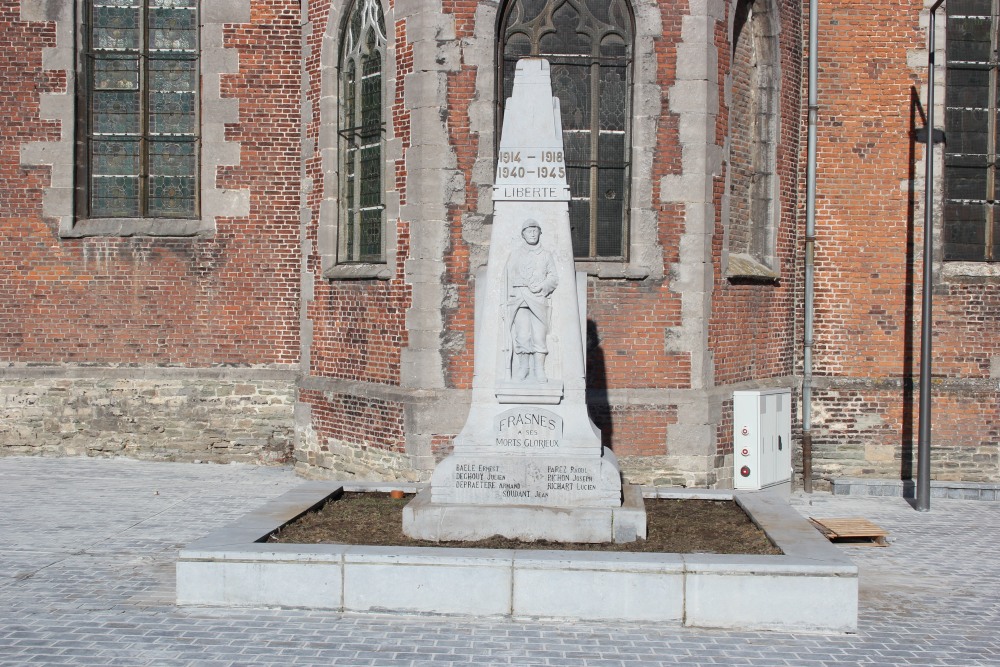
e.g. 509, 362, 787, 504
499, 0, 634, 260
339, 0, 386, 263
727, 0, 780, 273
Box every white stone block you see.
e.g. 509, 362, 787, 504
660, 174, 708, 204
680, 14, 716, 49
343, 549, 513, 616
402, 7, 457, 42
176, 560, 342, 609
685, 564, 858, 632
204, 1, 250, 25
512, 553, 684, 622
675, 42, 715, 81
669, 80, 718, 114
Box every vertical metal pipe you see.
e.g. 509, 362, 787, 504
917, 0, 945, 512
802, 0, 819, 493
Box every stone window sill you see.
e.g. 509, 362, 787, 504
61, 218, 214, 238
941, 261, 1000, 280
726, 253, 780, 282
575, 260, 650, 280
324, 263, 392, 280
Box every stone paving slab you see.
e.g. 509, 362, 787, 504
2, 456, 1000, 666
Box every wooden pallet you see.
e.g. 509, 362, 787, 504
809, 517, 889, 546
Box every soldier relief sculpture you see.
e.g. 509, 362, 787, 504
504, 219, 558, 384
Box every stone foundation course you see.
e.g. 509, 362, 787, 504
0, 367, 296, 463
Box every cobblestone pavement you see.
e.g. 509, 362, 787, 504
1, 457, 998, 667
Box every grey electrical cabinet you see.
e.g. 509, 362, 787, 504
733, 388, 792, 491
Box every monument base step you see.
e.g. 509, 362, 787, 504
402, 483, 647, 543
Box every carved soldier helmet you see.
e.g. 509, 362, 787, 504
521, 218, 541, 231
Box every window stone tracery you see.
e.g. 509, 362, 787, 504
499, 0, 634, 261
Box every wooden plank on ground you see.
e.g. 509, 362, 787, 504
809, 517, 889, 546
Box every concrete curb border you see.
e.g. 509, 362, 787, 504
176, 482, 858, 632
832, 477, 1000, 501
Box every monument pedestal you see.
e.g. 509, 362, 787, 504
405, 403, 646, 542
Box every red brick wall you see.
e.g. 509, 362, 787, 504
717, 398, 734, 459
308, 281, 410, 382
809, 385, 999, 482
932, 282, 1000, 378
709, 0, 801, 382
808, 1, 921, 379
805, 0, 1000, 483
800, 0, 924, 484
300, 388, 405, 452
1, 1, 302, 367
591, 404, 678, 457
0, 5, 59, 220
586, 280, 688, 390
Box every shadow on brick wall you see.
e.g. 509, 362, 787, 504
585, 319, 614, 449
902, 85, 922, 483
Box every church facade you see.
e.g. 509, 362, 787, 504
1, 0, 997, 488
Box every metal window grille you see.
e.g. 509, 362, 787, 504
339, 0, 386, 264
944, 0, 1000, 261
500, 0, 634, 260
85, 0, 199, 219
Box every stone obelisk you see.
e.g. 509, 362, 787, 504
403, 59, 645, 543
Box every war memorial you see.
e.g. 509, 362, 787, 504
403, 59, 644, 544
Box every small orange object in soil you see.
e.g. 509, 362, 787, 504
389, 490, 405, 499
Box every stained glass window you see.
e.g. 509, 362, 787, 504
944, 0, 1000, 261
339, 0, 386, 263
85, 0, 199, 219
500, 0, 634, 260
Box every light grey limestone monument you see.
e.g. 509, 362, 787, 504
403, 59, 646, 543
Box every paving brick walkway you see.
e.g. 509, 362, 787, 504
1, 456, 998, 666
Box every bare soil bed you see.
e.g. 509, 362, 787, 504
268, 492, 781, 555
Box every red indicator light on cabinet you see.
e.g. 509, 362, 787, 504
741, 448, 749, 457
740, 466, 751, 477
